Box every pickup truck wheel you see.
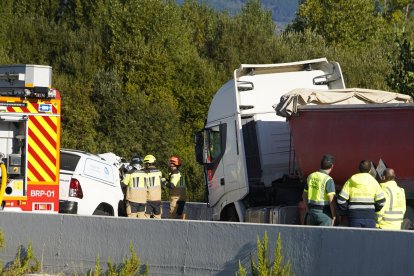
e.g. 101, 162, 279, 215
118, 200, 127, 217
93, 209, 110, 216
93, 205, 113, 216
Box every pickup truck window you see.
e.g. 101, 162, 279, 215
60, 153, 81, 172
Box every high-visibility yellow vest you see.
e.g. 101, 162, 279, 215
376, 180, 406, 230
146, 169, 162, 188
169, 171, 185, 188
338, 173, 385, 212
146, 168, 162, 201
124, 170, 147, 203
124, 171, 146, 188
168, 170, 187, 200
306, 171, 333, 207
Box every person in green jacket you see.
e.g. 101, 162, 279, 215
303, 154, 337, 226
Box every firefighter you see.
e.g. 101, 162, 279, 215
337, 160, 386, 228
163, 156, 187, 219
122, 155, 147, 218
302, 154, 337, 226
143, 154, 163, 219
376, 168, 406, 230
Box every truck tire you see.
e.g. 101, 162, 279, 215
402, 219, 413, 230
404, 206, 414, 222
220, 205, 239, 222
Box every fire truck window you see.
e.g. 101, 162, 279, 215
207, 126, 221, 162
60, 153, 81, 172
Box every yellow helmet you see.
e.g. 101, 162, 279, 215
143, 154, 156, 164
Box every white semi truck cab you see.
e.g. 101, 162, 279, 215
195, 58, 345, 222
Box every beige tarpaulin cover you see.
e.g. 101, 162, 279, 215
274, 88, 413, 118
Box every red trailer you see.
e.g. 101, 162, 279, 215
276, 88, 414, 194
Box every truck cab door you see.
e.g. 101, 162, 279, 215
197, 124, 226, 207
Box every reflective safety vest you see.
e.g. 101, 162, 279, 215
146, 168, 162, 201
337, 173, 385, 219
376, 181, 406, 230
168, 170, 187, 200
124, 170, 147, 203
306, 171, 333, 208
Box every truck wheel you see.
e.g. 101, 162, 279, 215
402, 219, 413, 230
220, 205, 239, 222
404, 206, 414, 222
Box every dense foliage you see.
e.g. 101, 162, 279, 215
0, 0, 413, 201
176, 0, 299, 27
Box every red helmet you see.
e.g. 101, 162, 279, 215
169, 156, 182, 167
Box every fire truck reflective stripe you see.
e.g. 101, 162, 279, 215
42, 116, 58, 133
31, 116, 58, 148
28, 161, 46, 182
8, 106, 30, 113
29, 117, 57, 150
27, 115, 58, 183
27, 102, 38, 113
28, 137, 56, 168
29, 132, 56, 163
28, 149, 54, 182
6, 102, 58, 114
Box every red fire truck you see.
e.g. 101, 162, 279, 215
0, 64, 61, 212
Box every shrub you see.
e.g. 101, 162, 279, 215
237, 231, 292, 276
1, 242, 40, 276
89, 242, 149, 276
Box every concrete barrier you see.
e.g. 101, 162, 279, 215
0, 212, 413, 275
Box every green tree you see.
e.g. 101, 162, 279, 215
291, 0, 386, 47
0, 0, 13, 64
387, 36, 414, 97
58, 75, 99, 152
236, 0, 277, 63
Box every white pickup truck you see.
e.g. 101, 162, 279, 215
58, 149, 125, 216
